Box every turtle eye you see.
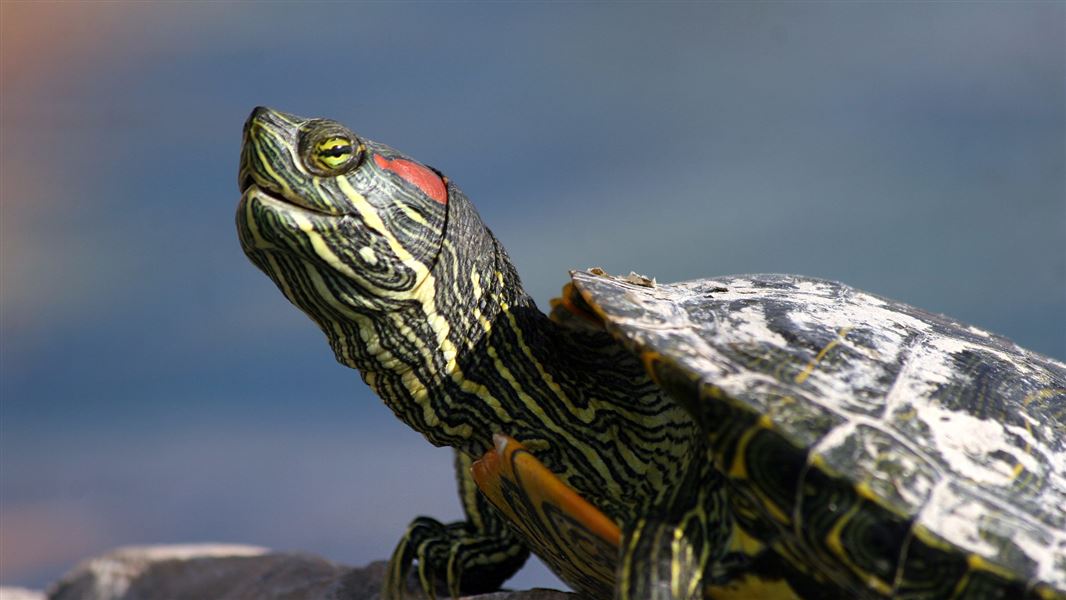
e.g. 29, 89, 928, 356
311, 136, 360, 173
301, 125, 364, 176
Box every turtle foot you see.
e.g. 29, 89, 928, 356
383, 516, 529, 600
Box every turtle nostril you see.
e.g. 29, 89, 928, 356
244, 106, 275, 134
249, 106, 273, 123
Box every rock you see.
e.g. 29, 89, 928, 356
0, 587, 47, 600
43, 544, 574, 600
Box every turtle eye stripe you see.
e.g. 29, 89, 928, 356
320, 144, 353, 158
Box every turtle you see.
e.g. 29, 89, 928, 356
236, 106, 1066, 600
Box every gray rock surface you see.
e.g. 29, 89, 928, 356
36, 544, 573, 600
0, 588, 47, 600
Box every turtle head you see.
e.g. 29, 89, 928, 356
237, 107, 456, 367
237, 107, 523, 397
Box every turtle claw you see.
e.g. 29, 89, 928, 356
383, 516, 441, 599
383, 515, 529, 599
382, 516, 475, 600
382, 533, 412, 599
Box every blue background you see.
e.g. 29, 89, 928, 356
2, 2, 1063, 591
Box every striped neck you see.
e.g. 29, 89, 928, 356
329, 183, 539, 452
327, 186, 699, 519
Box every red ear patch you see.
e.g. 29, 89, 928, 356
373, 154, 447, 204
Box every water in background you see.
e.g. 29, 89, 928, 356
2, 2, 1063, 591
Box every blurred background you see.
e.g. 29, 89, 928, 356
2, 1, 1063, 592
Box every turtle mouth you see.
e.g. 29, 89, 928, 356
239, 174, 343, 217
241, 182, 322, 218
239, 174, 256, 195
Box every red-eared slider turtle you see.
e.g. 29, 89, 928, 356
236, 107, 1066, 600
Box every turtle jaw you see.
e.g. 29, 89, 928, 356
236, 182, 323, 259
237, 181, 318, 233
236, 183, 357, 291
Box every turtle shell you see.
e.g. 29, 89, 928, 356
569, 269, 1066, 598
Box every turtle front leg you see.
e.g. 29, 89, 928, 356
616, 462, 732, 600
617, 515, 709, 600
384, 449, 530, 599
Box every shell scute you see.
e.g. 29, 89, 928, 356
814, 422, 939, 518
721, 378, 845, 448
796, 464, 907, 594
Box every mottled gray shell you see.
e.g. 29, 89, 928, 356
571, 270, 1066, 592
